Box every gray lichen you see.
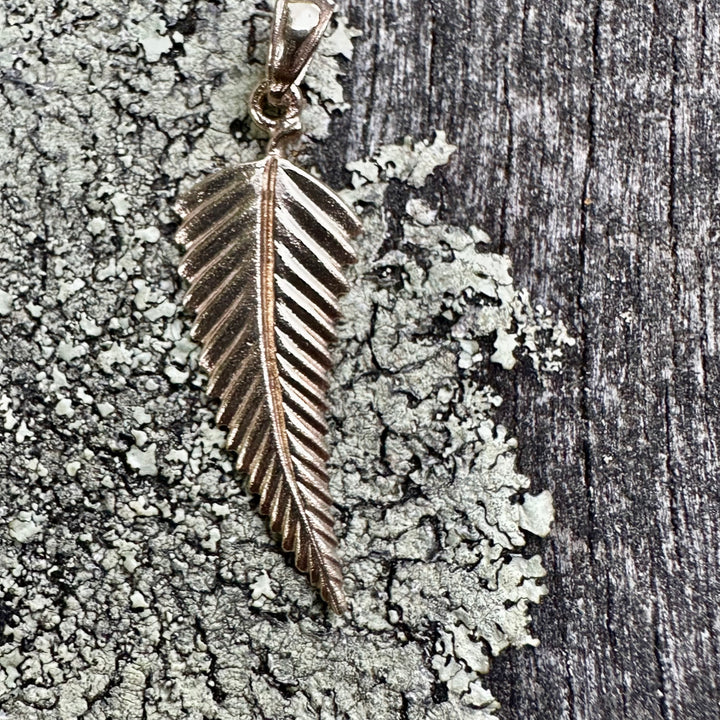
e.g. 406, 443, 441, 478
0, 2, 572, 718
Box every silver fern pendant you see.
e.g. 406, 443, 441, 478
173, 0, 360, 614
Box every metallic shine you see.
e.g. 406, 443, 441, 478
175, 0, 359, 614
175, 152, 360, 613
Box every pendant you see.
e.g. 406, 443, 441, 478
173, 0, 361, 614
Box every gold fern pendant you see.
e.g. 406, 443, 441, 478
174, 0, 360, 614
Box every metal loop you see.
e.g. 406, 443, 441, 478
250, 81, 303, 144
267, 0, 335, 100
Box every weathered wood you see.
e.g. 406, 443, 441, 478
329, 0, 720, 717
0, 1, 717, 719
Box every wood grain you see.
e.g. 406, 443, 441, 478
0, 1, 716, 717
320, 1, 720, 717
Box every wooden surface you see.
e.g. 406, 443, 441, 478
0, 1, 718, 718
325, 0, 719, 717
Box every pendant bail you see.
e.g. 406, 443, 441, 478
266, 0, 335, 105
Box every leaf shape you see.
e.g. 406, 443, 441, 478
174, 155, 361, 613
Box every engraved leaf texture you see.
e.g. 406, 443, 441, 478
174, 155, 361, 613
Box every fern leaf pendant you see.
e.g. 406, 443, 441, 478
174, 1, 360, 614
